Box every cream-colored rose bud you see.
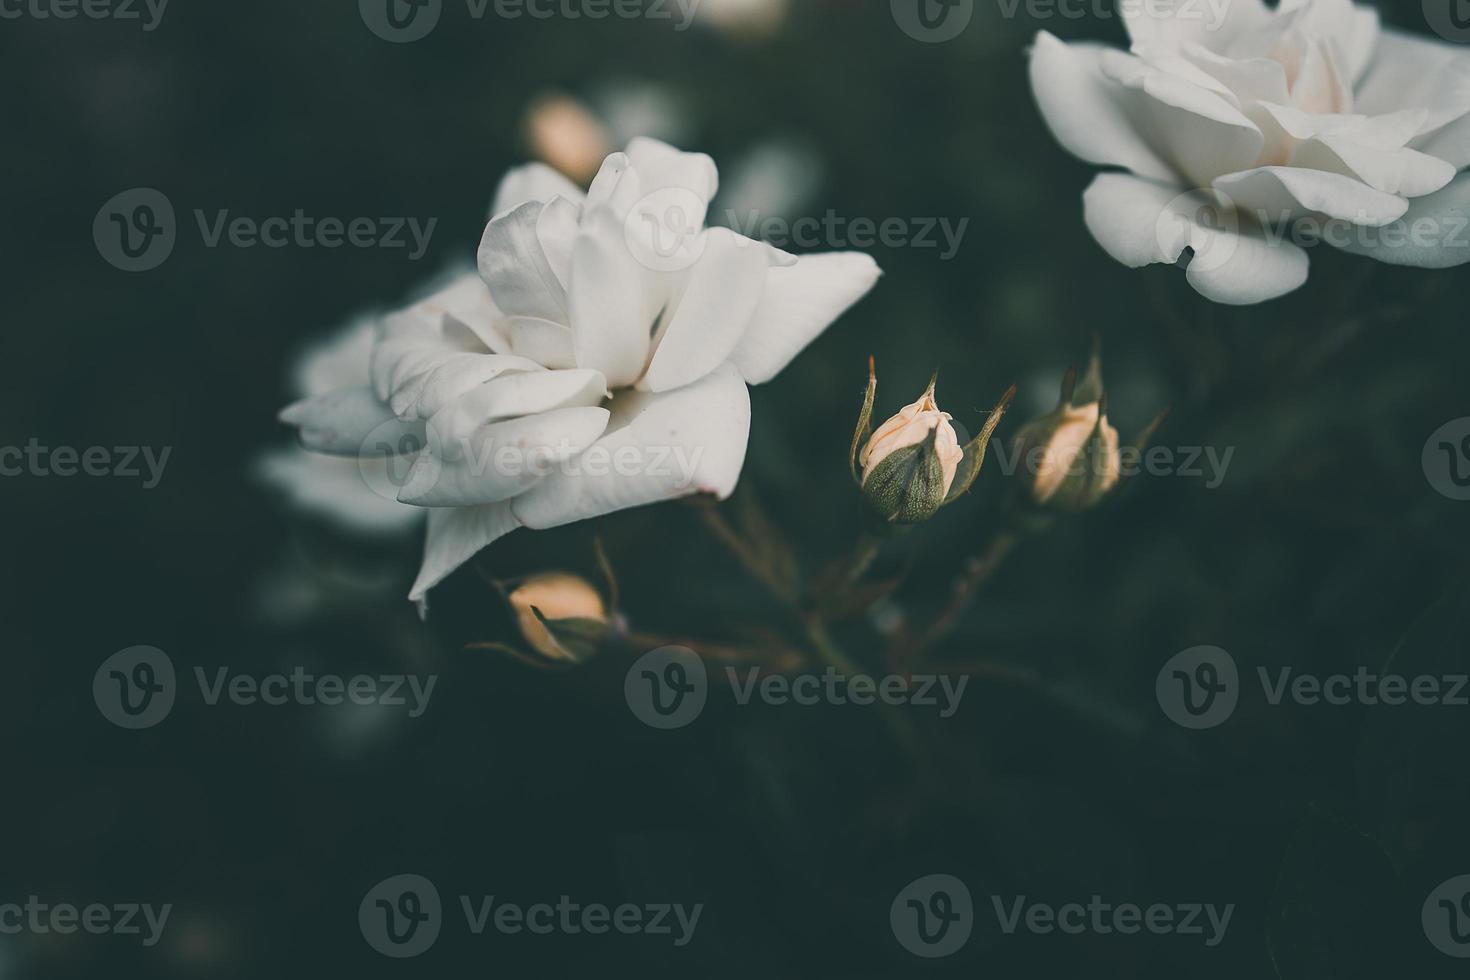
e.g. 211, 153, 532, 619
1013, 339, 1131, 513
859, 378, 964, 495
507, 572, 609, 662
855, 377, 965, 525
1014, 398, 1121, 511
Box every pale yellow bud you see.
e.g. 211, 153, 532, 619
1015, 401, 1122, 511
859, 382, 964, 498
508, 572, 608, 661
523, 95, 611, 186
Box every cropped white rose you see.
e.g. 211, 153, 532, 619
1029, 0, 1470, 304
278, 138, 880, 606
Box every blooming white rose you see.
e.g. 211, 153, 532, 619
279, 138, 880, 606
1029, 0, 1470, 304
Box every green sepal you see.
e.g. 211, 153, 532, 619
849, 356, 877, 486
942, 383, 1017, 505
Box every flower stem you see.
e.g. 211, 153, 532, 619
898, 524, 1022, 665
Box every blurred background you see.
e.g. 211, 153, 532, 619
4, 0, 1470, 975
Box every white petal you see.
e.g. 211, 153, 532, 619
729, 251, 881, 386
1291, 137, 1455, 198
1356, 29, 1470, 166
279, 385, 425, 456
1028, 32, 1177, 182
1101, 48, 1265, 185
370, 274, 494, 400
291, 318, 376, 398
1327, 171, 1470, 268
427, 368, 609, 460
477, 201, 570, 322
512, 363, 751, 530
1212, 166, 1408, 225
408, 503, 523, 604
1124, 0, 1270, 52
389, 352, 543, 421
641, 228, 770, 393
584, 151, 634, 212
400, 405, 611, 507
624, 137, 719, 229
1082, 172, 1309, 304
256, 447, 423, 536
567, 205, 656, 389
491, 162, 585, 217
506, 316, 578, 369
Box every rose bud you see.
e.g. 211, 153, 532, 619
850, 360, 1015, 526
507, 572, 610, 663
1012, 339, 1160, 513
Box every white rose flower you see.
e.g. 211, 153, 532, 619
279, 138, 880, 606
1029, 0, 1470, 304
